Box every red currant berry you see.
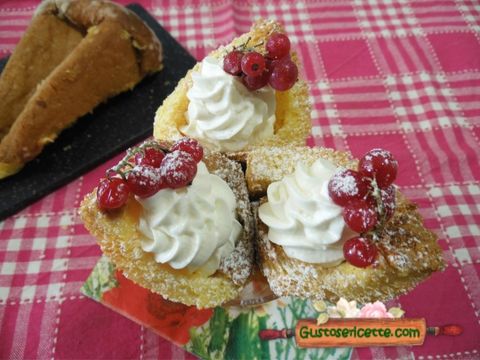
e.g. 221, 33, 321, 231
135, 148, 165, 168
343, 236, 378, 268
160, 150, 197, 189
223, 50, 244, 75
380, 185, 396, 220
343, 200, 378, 233
243, 71, 270, 90
268, 58, 298, 91
266, 54, 291, 75
171, 138, 204, 163
266, 32, 290, 60
328, 169, 371, 207
126, 165, 163, 198
359, 148, 398, 189
97, 178, 130, 210
241, 51, 266, 77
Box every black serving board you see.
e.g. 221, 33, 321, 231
0, 4, 196, 220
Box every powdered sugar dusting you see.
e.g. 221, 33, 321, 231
330, 169, 359, 197
246, 146, 356, 197
160, 150, 196, 185
132, 165, 161, 186
368, 148, 394, 164
204, 152, 254, 286
250, 147, 444, 304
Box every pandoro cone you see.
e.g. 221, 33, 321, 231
80, 151, 255, 308
247, 146, 445, 303
153, 19, 311, 158
0, 0, 163, 179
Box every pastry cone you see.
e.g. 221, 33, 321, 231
153, 19, 311, 157
248, 146, 445, 303
0, 0, 163, 179
80, 152, 254, 308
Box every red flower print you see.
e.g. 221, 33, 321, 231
102, 271, 213, 345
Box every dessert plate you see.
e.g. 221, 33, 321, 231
0, 3, 196, 220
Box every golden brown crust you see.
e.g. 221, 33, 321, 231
79, 152, 254, 308
0, 15, 82, 140
153, 19, 311, 155
0, 0, 163, 178
246, 146, 357, 198
248, 146, 445, 302
37, 0, 163, 74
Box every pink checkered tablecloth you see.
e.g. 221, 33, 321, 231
1, 0, 480, 359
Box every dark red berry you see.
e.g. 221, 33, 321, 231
242, 71, 270, 90
328, 169, 371, 207
266, 32, 290, 60
241, 51, 266, 77
359, 148, 398, 189
268, 58, 298, 91
135, 148, 165, 168
343, 236, 378, 268
265, 59, 276, 76
126, 165, 163, 198
380, 185, 396, 220
266, 54, 291, 75
343, 200, 378, 233
223, 50, 244, 75
160, 150, 197, 189
97, 178, 130, 210
171, 138, 204, 163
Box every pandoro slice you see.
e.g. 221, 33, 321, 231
247, 146, 445, 303
80, 152, 255, 308
153, 19, 311, 154
0, 0, 163, 179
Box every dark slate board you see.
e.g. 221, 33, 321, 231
0, 3, 196, 221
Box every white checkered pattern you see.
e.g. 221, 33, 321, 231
428, 183, 480, 263
368, 34, 440, 74
0, 213, 74, 304
411, 1, 470, 32
309, 80, 345, 139
385, 72, 468, 131
241, 1, 315, 43
308, 2, 363, 40
457, 0, 480, 33
153, 4, 217, 50
446, 71, 480, 120
330, 77, 399, 133
354, 0, 423, 38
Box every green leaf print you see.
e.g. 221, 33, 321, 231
208, 307, 229, 354
80, 256, 118, 300
257, 315, 270, 360
224, 311, 269, 360
189, 328, 210, 360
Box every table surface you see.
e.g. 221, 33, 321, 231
1, 0, 479, 359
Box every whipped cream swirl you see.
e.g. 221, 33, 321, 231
258, 159, 353, 266
137, 162, 241, 275
182, 56, 276, 152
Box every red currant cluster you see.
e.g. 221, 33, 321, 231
223, 32, 298, 91
96, 138, 204, 210
327, 149, 399, 268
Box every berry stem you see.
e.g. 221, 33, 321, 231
242, 36, 251, 51
366, 178, 390, 240
252, 41, 264, 48
106, 140, 170, 179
